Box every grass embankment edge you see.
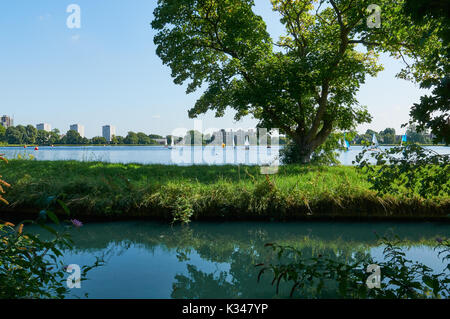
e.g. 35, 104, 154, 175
1, 160, 449, 222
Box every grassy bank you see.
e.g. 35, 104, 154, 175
1, 160, 449, 222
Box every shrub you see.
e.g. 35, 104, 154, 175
0, 155, 103, 299
354, 143, 450, 198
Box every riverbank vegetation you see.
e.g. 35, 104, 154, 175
0, 125, 167, 146
1, 160, 448, 222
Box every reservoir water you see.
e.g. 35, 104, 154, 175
1, 145, 449, 166
28, 221, 450, 299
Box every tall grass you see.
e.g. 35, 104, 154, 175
1, 160, 449, 222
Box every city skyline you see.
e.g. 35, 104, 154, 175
1, 114, 419, 140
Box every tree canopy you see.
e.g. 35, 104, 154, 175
152, 0, 442, 162
402, 0, 449, 144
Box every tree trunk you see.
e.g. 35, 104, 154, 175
293, 136, 315, 164
291, 125, 332, 164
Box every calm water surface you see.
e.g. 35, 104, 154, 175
1, 145, 449, 166
29, 221, 450, 299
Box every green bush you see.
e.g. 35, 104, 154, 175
354, 143, 450, 198
0, 203, 104, 299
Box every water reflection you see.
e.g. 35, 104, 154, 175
28, 221, 449, 299
2, 145, 448, 166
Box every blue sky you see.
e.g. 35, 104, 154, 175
0, 1, 427, 138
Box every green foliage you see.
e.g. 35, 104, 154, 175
90, 136, 107, 145
402, 0, 449, 144
6, 126, 25, 144
0, 185, 104, 299
2, 161, 449, 222
61, 130, 84, 145
151, 0, 392, 162
0, 126, 166, 146
0, 125, 6, 143
354, 144, 450, 198
352, 127, 436, 145
257, 236, 450, 298
1, 154, 103, 298
406, 124, 433, 144
281, 132, 356, 165
124, 132, 139, 145
0, 215, 104, 298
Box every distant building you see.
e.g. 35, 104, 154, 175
36, 123, 51, 132
102, 125, 116, 142
1, 115, 13, 128
70, 124, 85, 138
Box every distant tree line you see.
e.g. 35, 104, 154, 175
351, 125, 436, 145
0, 125, 437, 146
0, 125, 168, 146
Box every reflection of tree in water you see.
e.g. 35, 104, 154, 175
172, 264, 235, 298
171, 241, 371, 299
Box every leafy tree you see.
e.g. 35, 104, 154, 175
48, 129, 60, 145
36, 130, 50, 145
65, 130, 83, 145
149, 134, 163, 139
379, 128, 396, 144
91, 136, 107, 145
25, 125, 38, 144
112, 135, 125, 145
5, 127, 24, 144
0, 125, 6, 142
166, 135, 173, 146
152, 0, 438, 163
137, 132, 152, 144
111, 135, 118, 145
401, 0, 449, 144
124, 131, 139, 145
282, 131, 354, 165
406, 124, 431, 144
354, 129, 379, 145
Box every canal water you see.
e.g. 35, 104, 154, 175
1, 145, 449, 166
28, 221, 450, 299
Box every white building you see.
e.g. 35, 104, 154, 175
36, 123, 51, 132
70, 124, 85, 138
102, 125, 116, 142
1, 115, 13, 128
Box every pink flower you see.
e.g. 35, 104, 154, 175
70, 219, 83, 228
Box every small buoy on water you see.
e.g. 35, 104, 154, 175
24, 145, 27, 148
34, 147, 39, 150
222, 143, 225, 148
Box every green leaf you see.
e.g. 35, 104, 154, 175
45, 210, 60, 225
57, 199, 70, 216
